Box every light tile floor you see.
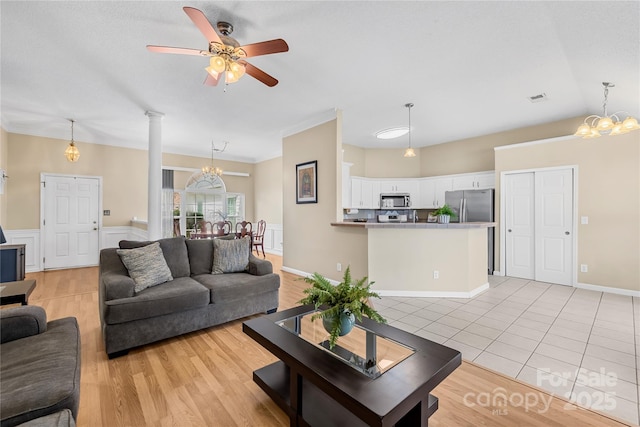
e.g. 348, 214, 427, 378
375, 276, 640, 425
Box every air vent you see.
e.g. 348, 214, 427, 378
528, 93, 548, 103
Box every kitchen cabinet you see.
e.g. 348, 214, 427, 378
350, 177, 379, 209
452, 171, 495, 190
418, 177, 453, 208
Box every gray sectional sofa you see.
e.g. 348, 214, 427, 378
0, 306, 81, 427
99, 236, 280, 358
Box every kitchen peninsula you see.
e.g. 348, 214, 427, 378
331, 222, 496, 298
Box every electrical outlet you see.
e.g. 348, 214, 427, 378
337, 263, 342, 272
433, 270, 439, 279
580, 264, 588, 273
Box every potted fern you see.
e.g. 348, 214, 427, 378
299, 266, 386, 349
434, 204, 457, 224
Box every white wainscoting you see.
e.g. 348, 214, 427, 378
3, 227, 150, 272
263, 223, 283, 256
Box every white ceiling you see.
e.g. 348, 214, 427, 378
2, 1, 639, 163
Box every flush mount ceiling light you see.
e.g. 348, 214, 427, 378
201, 141, 228, 178
575, 82, 640, 139
64, 119, 80, 162
403, 103, 416, 158
376, 127, 409, 140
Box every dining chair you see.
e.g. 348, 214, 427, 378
214, 220, 232, 236
235, 221, 253, 239
253, 220, 266, 258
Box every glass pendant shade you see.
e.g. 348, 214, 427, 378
65, 142, 80, 162
622, 116, 640, 131
210, 56, 226, 73
230, 61, 245, 78
403, 147, 416, 157
595, 116, 614, 131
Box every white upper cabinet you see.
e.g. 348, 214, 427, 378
452, 171, 495, 190
350, 177, 380, 209
418, 177, 453, 208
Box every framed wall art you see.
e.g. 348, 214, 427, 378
296, 160, 317, 204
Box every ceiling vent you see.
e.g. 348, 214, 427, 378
528, 93, 548, 103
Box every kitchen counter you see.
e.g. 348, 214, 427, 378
331, 221, 494, 298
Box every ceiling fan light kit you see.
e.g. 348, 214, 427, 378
575, 82, 640, 139
147, 7, 288, 87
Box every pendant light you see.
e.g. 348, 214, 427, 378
403, 103, 416, 157
575, 82, 640, 139
64, 119, 80, 162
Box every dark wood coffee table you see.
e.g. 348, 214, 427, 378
243, 305, 461, 427
0, 279, 36, 306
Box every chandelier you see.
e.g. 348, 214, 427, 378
574, 82, 640, 139
403, 103, 416, 157
201, 141, 227, 178
64, 119, 80, 162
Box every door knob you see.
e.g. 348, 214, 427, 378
565, 231, 570, 235
508, 229, 512, 232
93, 227, 98, 231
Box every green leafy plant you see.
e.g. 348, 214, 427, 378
299, 266, 386, 349
434, 204, 457, 218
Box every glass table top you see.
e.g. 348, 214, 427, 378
276, 309, 415, 379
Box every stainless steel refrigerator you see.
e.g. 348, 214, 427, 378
444, 189, 495, 274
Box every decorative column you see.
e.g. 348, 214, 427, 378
145, 111, 164, 240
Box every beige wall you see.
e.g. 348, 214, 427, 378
345, 117, 584, 179
0, 127, 8, 225
495, 132, 640, 291
283, 117, 368, 281
3, 132, 255, 230
254, 156, 283, 224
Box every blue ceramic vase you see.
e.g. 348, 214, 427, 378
322, 310, 356, 337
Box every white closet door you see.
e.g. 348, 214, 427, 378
534, 169, 574, 285
505, 172, 535, 279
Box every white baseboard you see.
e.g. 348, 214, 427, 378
575, 282, 640, 298
376, 282, 490, 299
281, 266, 339, 285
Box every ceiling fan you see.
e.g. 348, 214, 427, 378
147, 7, 289, 87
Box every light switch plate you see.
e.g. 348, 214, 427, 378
581, 216, 588, 225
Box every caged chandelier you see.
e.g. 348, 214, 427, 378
574, 82, 640, 139
201, 141, 227, 178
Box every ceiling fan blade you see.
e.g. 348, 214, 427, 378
183, 7, 222, 44
204, 73, 220, 86
240, 61, 279, 87
146, 45, 208, 56
239, 39, 289, 58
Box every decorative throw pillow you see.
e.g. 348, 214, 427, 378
117, 242, 173, 293
212, 236, 250, 274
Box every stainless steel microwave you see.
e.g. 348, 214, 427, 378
380, 193, 411, 208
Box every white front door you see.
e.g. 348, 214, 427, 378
505, 172, 535, 279
43, 175, 100, 269
534, 169, 574, 285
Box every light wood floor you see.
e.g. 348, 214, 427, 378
16, 255, 632, 427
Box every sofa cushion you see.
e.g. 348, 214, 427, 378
117, 242, 173, 293
193, 272, 280, 304
0, 318, 80, 427
119, 237, 190, 278
185, 239, 214, 275
103, 277, 210, 324
212, 236, 250, 274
